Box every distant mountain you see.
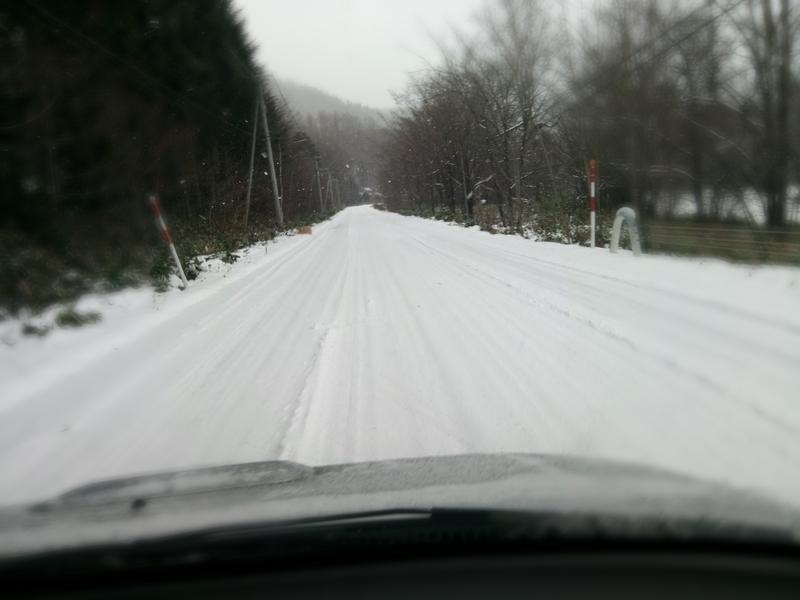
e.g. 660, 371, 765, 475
273, 78, 388, 124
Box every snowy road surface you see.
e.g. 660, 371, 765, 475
2, 205, 800, 507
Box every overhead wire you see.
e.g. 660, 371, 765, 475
544, 0, 747, 123
22, 0, 258, 138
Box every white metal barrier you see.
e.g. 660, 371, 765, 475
610, 207, 642, 256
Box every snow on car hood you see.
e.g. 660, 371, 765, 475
1, 453, 799, 558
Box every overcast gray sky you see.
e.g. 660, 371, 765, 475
234, 0, 485, 109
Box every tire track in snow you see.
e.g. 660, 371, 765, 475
407, 232, 800, 439
2, 207, 800, 508
391, 225, 800, 476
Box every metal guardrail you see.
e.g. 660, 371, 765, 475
642, 221, 800, 263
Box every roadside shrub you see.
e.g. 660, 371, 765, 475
0, 228, 90, 314
149, 255, 173, 293
55, 307, 102, 328
21, 322, 52, 337
220, 250, 240, 264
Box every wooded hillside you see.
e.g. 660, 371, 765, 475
1, 0, 345, 313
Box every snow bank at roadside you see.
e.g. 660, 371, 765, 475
0, 228, 318, 413
399, 212, 800, 328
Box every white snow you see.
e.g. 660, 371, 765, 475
1, 205, 800, 508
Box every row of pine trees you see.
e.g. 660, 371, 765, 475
1, 0, 342, 312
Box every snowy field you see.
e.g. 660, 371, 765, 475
1, 205, 800, 507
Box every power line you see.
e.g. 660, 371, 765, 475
545, 0, 747, 122
268, 75, 295, 121
22, 0, 255, 138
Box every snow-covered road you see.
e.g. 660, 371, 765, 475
2, 205, 800, 506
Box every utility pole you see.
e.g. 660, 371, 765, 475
325, 171, 333, 210
589, 159, 597, 248
460, 154, 469, 222
537, 125, 558, 203
334, 179, 340, 209
243, 94, 259, 229
278, 146, 285, 209
259, 91, 283, 227
535, 123, 570, 241
313, 156, 324, 213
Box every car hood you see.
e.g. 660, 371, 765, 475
1, 453, 799, 558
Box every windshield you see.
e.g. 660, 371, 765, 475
1, 0, 799, 538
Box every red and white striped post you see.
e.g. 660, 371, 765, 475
589, 159, 597, 248
149, 194, 189, 289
